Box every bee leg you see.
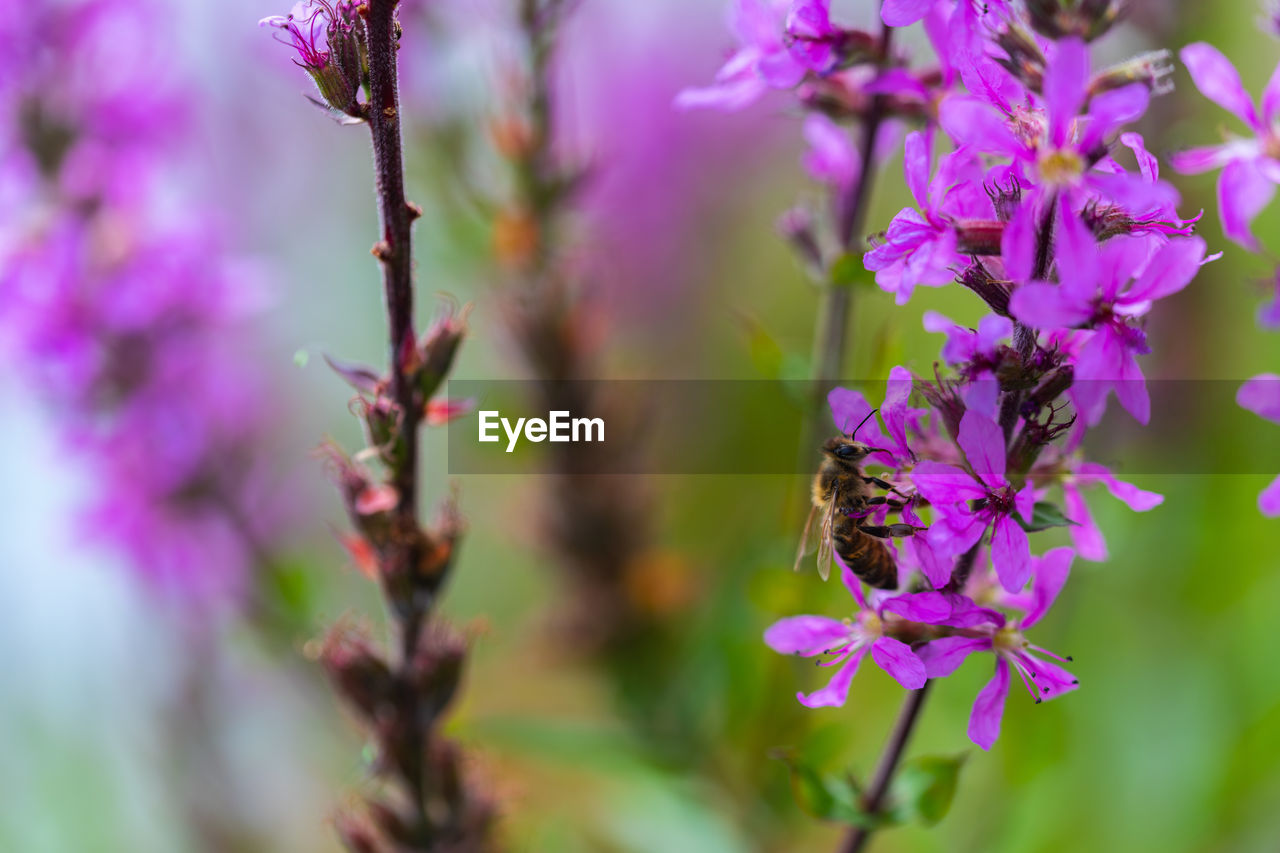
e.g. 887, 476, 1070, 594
866, 496, 909, 511
857, 522, 923, 539
861, 475, 910, 498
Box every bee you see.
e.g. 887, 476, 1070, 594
795, 411, 922, 588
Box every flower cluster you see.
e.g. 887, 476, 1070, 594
0, 0, 288, 603
686, 0, 1207, 749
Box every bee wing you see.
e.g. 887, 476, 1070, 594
815, 499, 837, 581
793, 503, 820, 571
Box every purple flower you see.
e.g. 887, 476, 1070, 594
828, 366, 922, 469
912, 410, 1035, 591
802, 113, 857, 189
863, 130, 988, 305
1056, 459, 1163, 561
260, 1, 336, 71
765, 559, 927, 707
917, 548, 1078, 749
1009, 199, 1208, 425
942, 38, 1174, 219
675, 0, 807, 111
923, 311, 1011, 417
1238, 375, 1280, 516
881, 0, 939, 28
1170, 44, 1280, 250
784, 0, 840, 75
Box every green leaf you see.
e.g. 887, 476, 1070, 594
771, 751, 887, 828
889, 753, 967, 826
736, 312, 784, 379
1017, 501, 1078, 533
828, 253, 867, 289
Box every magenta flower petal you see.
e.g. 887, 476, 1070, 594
1021, 547, 1073, 629
765, 615, 850, 654
1076, 462, 1165, 511
1014, 481, 1036, 524
1171, 144, 1233, 175
1080, 84, 1150, 150
902, 129, 932, 210
798, 647, 868, 708
1123, 236, 1207, 304
803, 113, 858, 187
957, 409, 1007, 487
1064, 482, 1107, 561
991, 516, 1032, 592
912, 460, 988, 504
1044, 38, 1089, 146
1055, 204, 1101, 301
1001, 205, 1038, 283
1218, 156, 1276, 250
939, 96, 1020, 155
1237, 374, 1280, 422
919, 635, 992, 678
870, 637, 927, 689
1112, 344, 1150, 425
1009, 282, 1093, 328
828, 386, 874, 434
1259, 475, 1280, 517
881, 0, 934, 27
1264, 61, 1280, 125
1181, 43, 1260, 130
880, 591, 952, 623
968, 658, 1011, 750
928, 511, 989, 557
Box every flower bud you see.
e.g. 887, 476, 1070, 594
410, 623, 467, 724
1089, 50, 1175, 97
958, 261, 1011, 317
1026, 0, 1124, 41
416, 302, 469, 400
319, 625, 394, 722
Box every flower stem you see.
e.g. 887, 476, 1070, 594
839, 680, 934, 853
366, 0, 430, 662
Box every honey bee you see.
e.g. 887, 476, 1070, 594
795, 412, 922, 588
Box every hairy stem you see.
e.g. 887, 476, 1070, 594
839, 681, 934, 853
366, 0, 429, 663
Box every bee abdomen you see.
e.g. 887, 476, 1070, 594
832, 516, 898, 590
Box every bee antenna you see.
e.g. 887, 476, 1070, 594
851, 409, 878, 439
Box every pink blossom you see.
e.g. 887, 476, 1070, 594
912, 410, 1035, 591
1170, 44, 1280, 250
765, 558, 928, 708
917, 548, 1078, 749
1008, 199, 1208, 425
863, 130, 989, 305
675, 0, 807, 111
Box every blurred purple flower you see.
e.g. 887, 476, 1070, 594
1170, 44, 1280, 250
1238, 375, 1280, 516
802, 113, 858, 189
675, 0, 806, 111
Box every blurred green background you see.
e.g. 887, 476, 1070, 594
3, 1, 1280, 852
